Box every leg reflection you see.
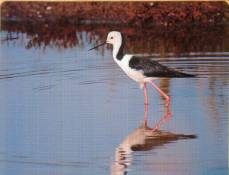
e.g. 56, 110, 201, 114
143, 94, 172, 131
143, 103, 148, 127
151, 102, 172, 132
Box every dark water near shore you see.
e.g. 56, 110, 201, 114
0, 23, 228, 175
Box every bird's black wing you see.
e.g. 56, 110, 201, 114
129, 56, 195, 78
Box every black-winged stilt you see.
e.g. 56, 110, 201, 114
89, 31, 195, 108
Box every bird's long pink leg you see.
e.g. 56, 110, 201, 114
150, 81, 170, 106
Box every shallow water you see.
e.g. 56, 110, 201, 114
0, 25, 228, 175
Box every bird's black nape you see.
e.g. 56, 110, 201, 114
116, 33, 125, 60
88, 42, 106, 51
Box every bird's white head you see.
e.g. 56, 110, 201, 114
88, 31, 124, 60
106, 31, 122, 46
88, 31, 123, 51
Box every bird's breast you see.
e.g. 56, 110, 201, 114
114, 55, 146, 83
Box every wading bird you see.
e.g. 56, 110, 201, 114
89, 31, 195, 108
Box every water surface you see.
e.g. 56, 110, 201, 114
0, 23, 228, 175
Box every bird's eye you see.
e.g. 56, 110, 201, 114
110, 37, 113, 39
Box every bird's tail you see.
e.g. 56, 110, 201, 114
175, 71, 196, 77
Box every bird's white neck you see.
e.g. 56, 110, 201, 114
112, 40, 124, 61
113, 43, 121, 59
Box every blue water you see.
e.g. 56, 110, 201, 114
0, 31, 228, 175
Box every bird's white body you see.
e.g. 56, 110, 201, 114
114, 54, 155, 87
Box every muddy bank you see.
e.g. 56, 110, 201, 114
1, 2, 228, 27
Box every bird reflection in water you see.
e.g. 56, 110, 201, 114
111, 102, 196, 175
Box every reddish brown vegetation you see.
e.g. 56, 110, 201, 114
1, 2, 228, 27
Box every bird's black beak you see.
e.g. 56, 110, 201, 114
88, 41, 107, 51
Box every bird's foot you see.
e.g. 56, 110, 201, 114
151, 126, 159, 132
